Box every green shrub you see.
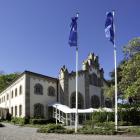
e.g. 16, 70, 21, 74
37, 124, 66, 133
118, 121, 132, 126
83, 120, 97, 129
82, 119, 116, 135
11, 117, 29, 125
118, 106, 140, 125
30, 119, 50, 125
65, 129, 74, 134
78, 127, 116, 135
127, 127, 140, 135
96, 121, 114, 129
91, 111, 114, 123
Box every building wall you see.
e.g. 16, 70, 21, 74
0, 53, 105, 119
68, 73, 85, 108
0, 75, 26, 117
29, 75, 57, 119
88, 67, 102, 107
89, 85, 101, 106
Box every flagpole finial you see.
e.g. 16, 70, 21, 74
76, 12, 79, 18
112, 10, 115, 16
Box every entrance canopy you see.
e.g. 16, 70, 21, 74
50, 103, 113, 114
49, 103, 113, 125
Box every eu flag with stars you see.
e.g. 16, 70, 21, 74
69, 16, 78, 47
105, 12, 114, 45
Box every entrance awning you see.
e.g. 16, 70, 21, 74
49, 103, 113, 114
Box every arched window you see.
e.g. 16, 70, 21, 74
15, 106, 17, 116
105, 98, 112, 108
19, 85, 22, 95
34, 83, 43, 95
15, 88, 17, 97
70, 92, 84, 109
89, 73, 98, 86
34, 103, 44, 118
89, 74, 93, 85
7, 94, 9, 100
48, 86, 55, 96
92, 73, 98, 86
11, 90, 14, 98
11, 107, 13, 116
19, 105, 22, 116
91, 95, 100, 108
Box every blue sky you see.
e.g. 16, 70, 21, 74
0, 0, 140, 79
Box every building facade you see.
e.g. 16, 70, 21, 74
0, 53, 105, 119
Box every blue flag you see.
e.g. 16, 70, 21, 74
69, 17, 78, 47
105, 12, 114, 45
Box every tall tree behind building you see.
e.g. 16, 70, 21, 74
0, 72, 20, 93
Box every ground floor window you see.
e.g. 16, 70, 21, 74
70, 92, 84, 109
15, 106, 17, 116
11, 107, 13, 116
91, 95, 100, 108
34, 103, 44, 118
19, 105, 22, 116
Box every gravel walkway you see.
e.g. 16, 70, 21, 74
0, 123, 139, 140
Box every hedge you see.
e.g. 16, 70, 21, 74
11, 117, 29, 125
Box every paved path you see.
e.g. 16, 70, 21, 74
0, 123, 140, 140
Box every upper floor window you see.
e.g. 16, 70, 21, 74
93, 73, 98, 86
11, 90, 14, 98
19, 85, 22, 95
89, 73, 98, 86
97, 78, 103, 87
7, 94, 9, 100
15, 88, 17, 97
48, 86, 55, 96
34, 83, 43, 95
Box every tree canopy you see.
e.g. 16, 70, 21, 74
118, 53, 140, 98
123, 37, 140, 59
118, 37, 140, 99
105, 37, 140, 102
0, 72, 20, 93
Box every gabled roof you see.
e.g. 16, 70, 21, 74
0, 70, 58, 94
24, 70, 58, 81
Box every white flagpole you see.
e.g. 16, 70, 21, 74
75, 12, 79, 133
114, 45, 118, 131
113, 11, 118, 131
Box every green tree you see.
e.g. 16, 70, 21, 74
107, 37, 140, 101
118, 53, 140, 98
123, 37, 140, 59
104, 85, 114, 99
0, 72, 20, 93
